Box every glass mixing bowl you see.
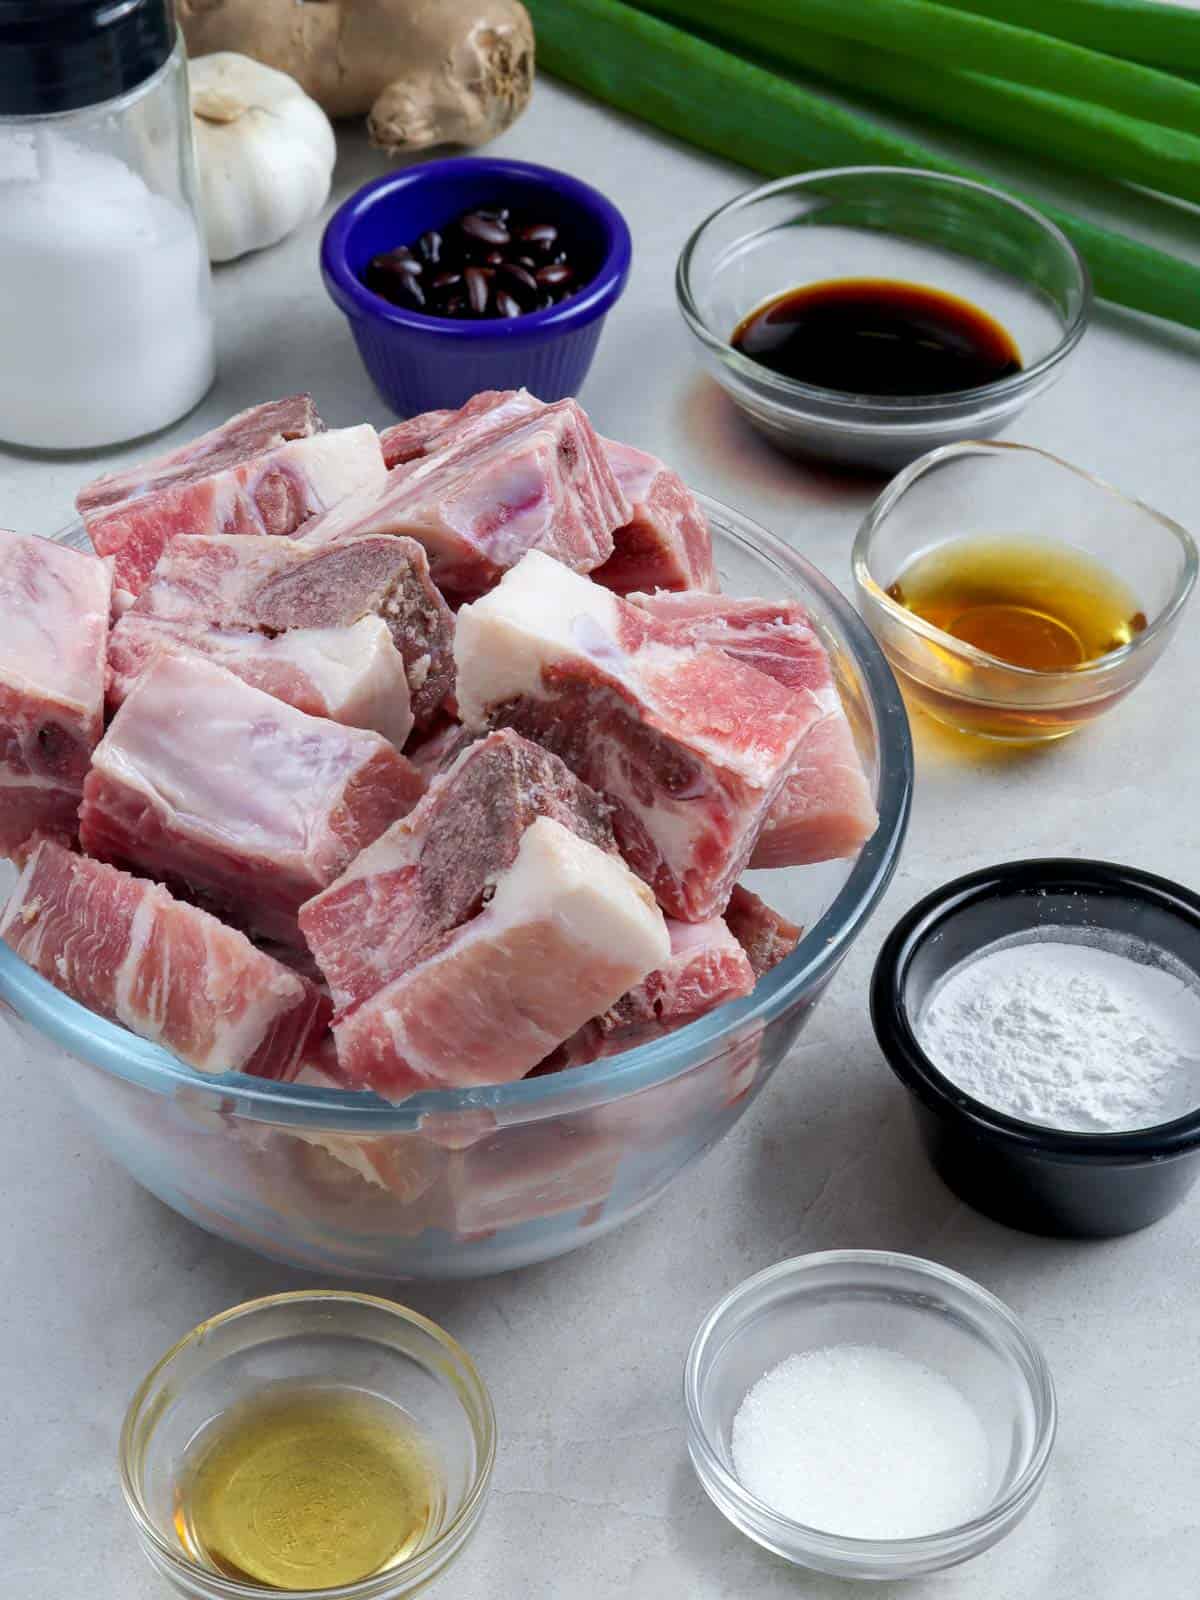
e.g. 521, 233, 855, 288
0, 497, 911, 1278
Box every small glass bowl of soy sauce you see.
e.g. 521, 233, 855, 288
676, 167, 1090, 471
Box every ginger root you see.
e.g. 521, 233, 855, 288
178, 0, 535, 155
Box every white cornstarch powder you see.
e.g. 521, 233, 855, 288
731, 1345, 991, 1539
916, 933, 1200, 1133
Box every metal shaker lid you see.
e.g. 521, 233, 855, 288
0, 0, 175, 118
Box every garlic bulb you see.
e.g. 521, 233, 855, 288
189, 53, 337, 263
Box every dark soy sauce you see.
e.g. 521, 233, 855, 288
731, 278, 1022, 397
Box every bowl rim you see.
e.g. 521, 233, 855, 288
683, 1248, 1057, 1564
321, 155, 633, 339
852, 439, 1199, 687
675, 165, 1092, 417
118, 1289, 497, 1599
4, 493, 912, 1131
871, 857, 1200, 1156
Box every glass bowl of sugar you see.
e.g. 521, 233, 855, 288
873, 858, 1200, 1237
685, 1250, 1055, 1580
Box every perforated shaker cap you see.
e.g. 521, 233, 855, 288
0, 0, 175, 117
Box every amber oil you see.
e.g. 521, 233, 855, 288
884, 536, 1147, 740
173, 1382, 442, 1590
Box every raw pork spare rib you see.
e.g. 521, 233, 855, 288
300, 728, 616, 1014
380, 388, 542, 468
80, 652, 424, 945
77, 394, 387, 598
0, 529, 112, 858
628, 589, 878, 865
1, 839, 327, 1078
298, 398, 629, 601
381, 391, 716, 599
108, 531, 455, 732
111, 617, 415, 748
723, 883, 803, 978
545, 913, 756, 1070
454, 552, 818, 921
591, 438, 717, 596
331, 816, 671, 1101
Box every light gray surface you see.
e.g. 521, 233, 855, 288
3, 75, 1200, 1600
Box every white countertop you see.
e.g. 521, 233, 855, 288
4, 74, 1200, 1600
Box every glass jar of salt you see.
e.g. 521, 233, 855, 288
0, 0, 214, 449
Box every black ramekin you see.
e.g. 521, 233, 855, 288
871, 859, 1200, 1238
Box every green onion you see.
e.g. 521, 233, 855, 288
641, 0, 1200, 137
935, 0, 1200, 77
524, 0, 1200, 331
656, 6, 1200, 206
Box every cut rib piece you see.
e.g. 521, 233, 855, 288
289, 1054, 447, 1202
80, 653, 424, 945
724, 883, 802, 977
299, 398, 629, 601
331, 816, 671, 1101
300, 728, 616, 1013
455, 552, 818, 921
627, 588, 878, 866
547, 912, 756, 1069
108, 531, 454, 730
0, 529, 112, 858
440, 1118, 622, 1237
109, 617, 414, 746
403, 717, 476, 782
380, 389, 542, 469
591, 438, 717, 595
1, 839, 328, 1077
77, 395, 387, 597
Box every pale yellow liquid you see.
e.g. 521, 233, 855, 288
887, 536, 1146, 670
174, 1383, 441, 1591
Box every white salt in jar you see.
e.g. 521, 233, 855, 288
0, 0, 215, 449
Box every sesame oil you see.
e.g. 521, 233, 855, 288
884, 536, 1147, 739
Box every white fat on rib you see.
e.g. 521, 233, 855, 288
454, 550, 622, 727
293, 424, 388, 508
487, 814, 669, 968
213, 618, 413, 747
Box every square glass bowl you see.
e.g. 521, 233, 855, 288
676, 167, 1089, 470
853, 441, 1197, 741
685, 1251, 1055, 1580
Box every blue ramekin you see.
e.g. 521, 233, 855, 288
321, 157, 633, 416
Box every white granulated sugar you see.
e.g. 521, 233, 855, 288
916, 933, 1200, 1133
730, 1345, 991, 1540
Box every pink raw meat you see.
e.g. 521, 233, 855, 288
403, 717, 476, 782
110, 620, 416, 752
109, 618, 414, 746
547, 913, 755, 1069
440, 1118, 622, 1237
80, 652, 424, 945
298, 398, 629, 601
77, 395, 387, 597
289, 1055, 448, 1201
380, 389, 542, 468
455, 552, 818, 921
628, 589, 878, 865
1, 839, 327, 1077
108, 532, 453, 729
591, 438, 717, 595
331, 816, 670, 1100
300, 729, 616, 1013
0, 529, 112, 858
723, 882, 803, 977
